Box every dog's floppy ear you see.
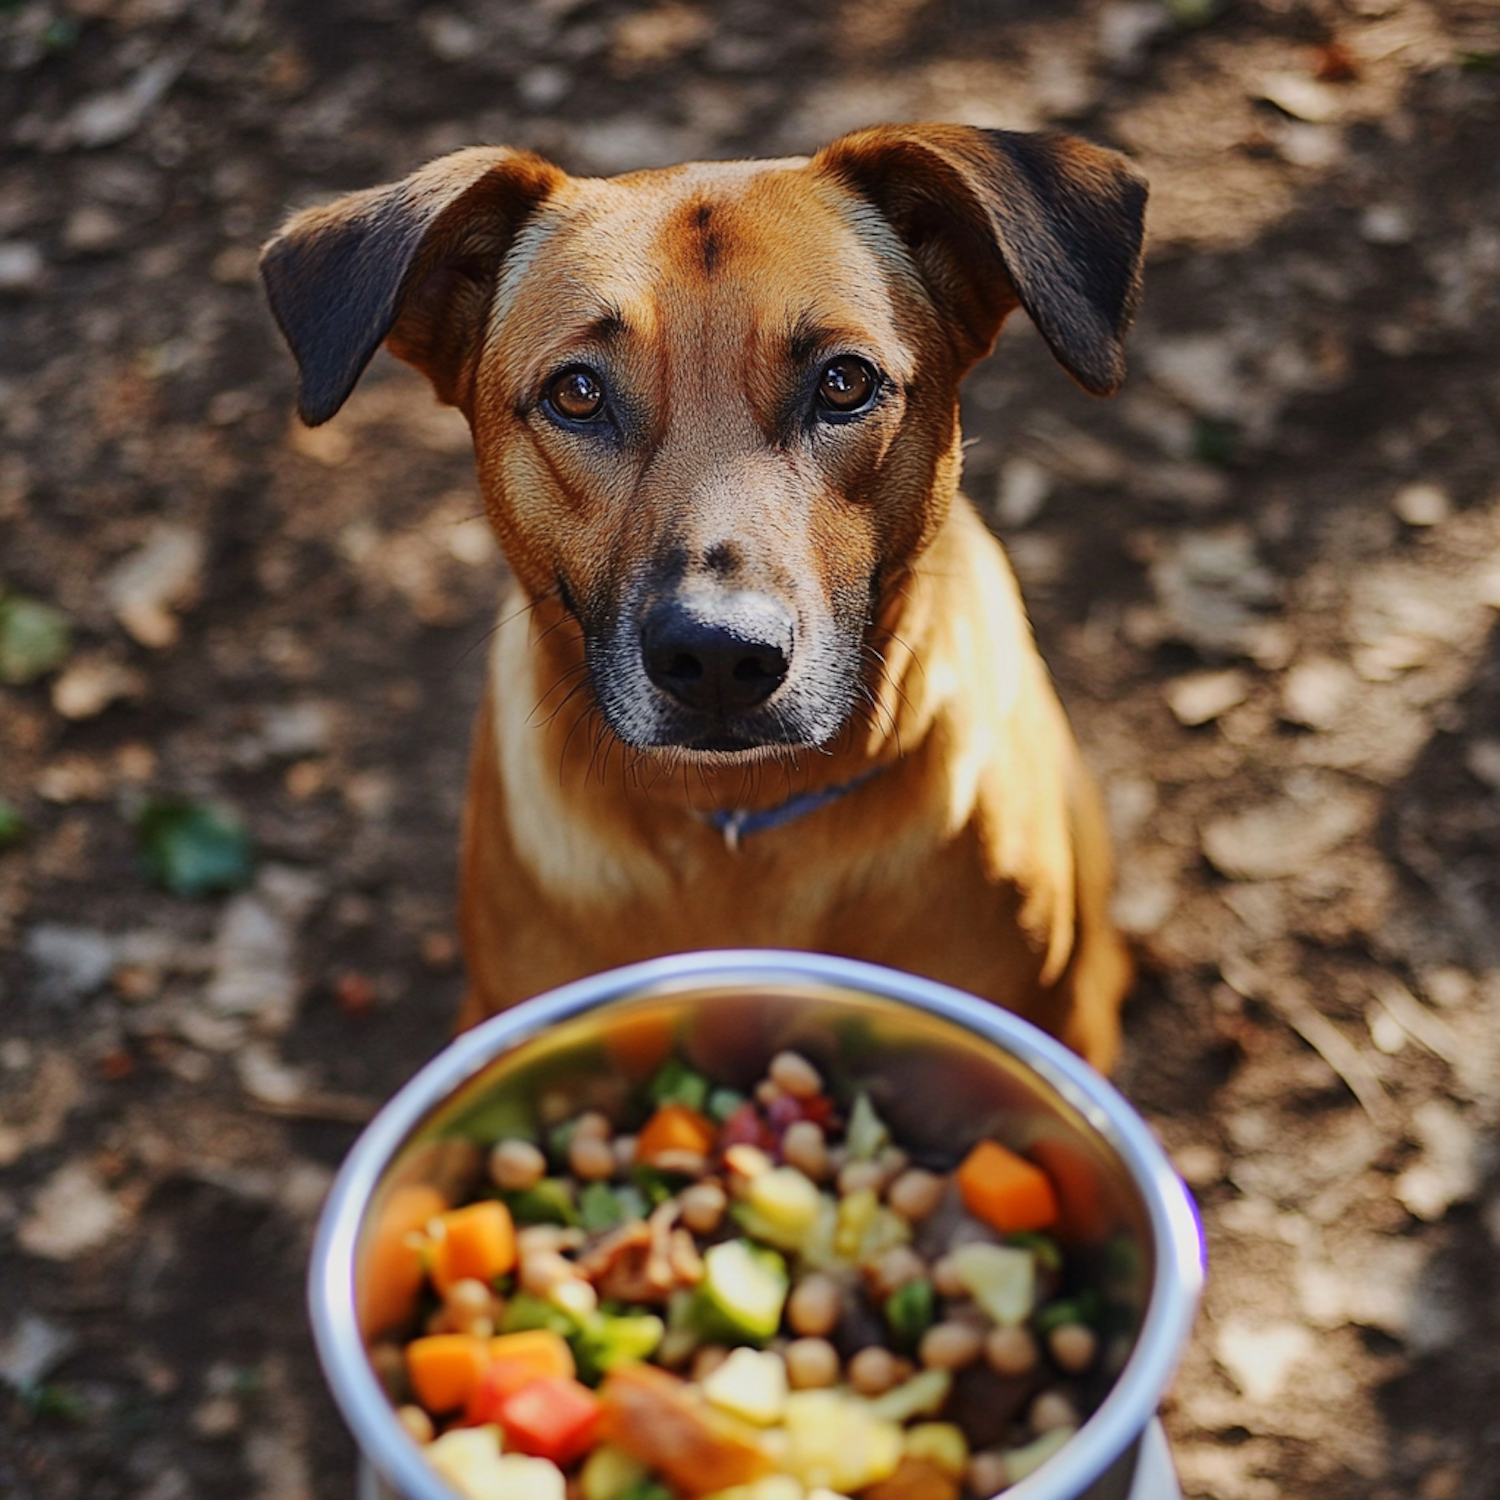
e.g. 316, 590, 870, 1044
814, 124, 1147, 395
260, 146, 564, 425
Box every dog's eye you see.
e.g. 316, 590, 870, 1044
815, 357, 879, 417
546, 366, 608, 423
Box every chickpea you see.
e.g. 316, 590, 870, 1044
517, 1224, 582, 1256
984, 1325, 1040, 1378
787, 1273, 843, 1337
443, 1278, 495, 1335
965, 1450, 1010, 1498
1029, 1390, 1079, 1436
918, 1320, 985, 1371
488, 1138, 546, 1192
725, 1143, 774, 1181
679, 1180, 727, 1235
847, 1345, 902, 1397
837, 1159, 883, 1198
537, 1090, 573, 1125
886, 1168, 945, 1222
784, 1337, 840, 1390
573, 1110, 612, 1142
397, 1405, 435, 1445
930, 1253, 967, 1299
551, 1276, 598, 1320
873, 1148, 910, 1190
520, 1249, 572, 1296
868, 1245, 927, 1299
755, 1079, 784, 1108
613, 1133, 638, 1171
569, 1132, 617, 1181
369, 1342, 406, 1401
1048, 1322, 1098, 1374
650, 1148, 708, 1178
444, 1278, 494, 1320
768, 1050, 823, 1099
781, 1120, 830, 1181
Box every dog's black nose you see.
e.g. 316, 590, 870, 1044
641, 594, 792, 714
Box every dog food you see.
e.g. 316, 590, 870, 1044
366, 1051, 1118, 1500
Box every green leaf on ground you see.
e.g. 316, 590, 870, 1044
136, 799, 255, 896
0, 594, 72, 685
0, 801, 23, 850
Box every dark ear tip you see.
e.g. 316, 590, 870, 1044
295, 394, 340, 428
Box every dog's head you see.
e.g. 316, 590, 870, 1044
262, 127, 1145, 762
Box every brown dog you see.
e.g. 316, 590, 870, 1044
260, 124, 1145, 1072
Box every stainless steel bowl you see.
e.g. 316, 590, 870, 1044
309, 950, 1204, 1500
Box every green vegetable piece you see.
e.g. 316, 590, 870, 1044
647, 1057, 710, 1112
707, 1086, 746, 1123
1006, 1232, 1064, 1275
618, 1480, 674, 1500
501, 1292, 578, 1337
884, 1277, 936, 1353
689, 1239, 789, 1346
864, 1367, 952, 1425
499, 1178, 580, 1227
0, 594, 71, 685
546, 1117, 579, 1172
18, 1382, 87, 1421
572, 1310, 666, 1384
1034, 1288, 1104, 1336
0, 801, 25, 851
580, 1181, 626, 1234
136, 799, 254, 897
845, 1091, 889, 1161
613, 1184, 648, 1223
631, 1163, 693, 1206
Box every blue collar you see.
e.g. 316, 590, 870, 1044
705, 765, 886, 853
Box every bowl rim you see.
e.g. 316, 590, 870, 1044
309, 949, 1205, 1500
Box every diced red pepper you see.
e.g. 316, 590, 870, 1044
718, 1101, 774, 1152
464, 1330, 577, 1426
495, 1375, 602, 1467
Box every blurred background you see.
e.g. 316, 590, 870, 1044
3, 1, 1500, 1496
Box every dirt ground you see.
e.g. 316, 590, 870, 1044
4, 0, 1500, 1496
